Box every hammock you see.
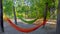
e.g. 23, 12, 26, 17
3, 15, 47, 33
19, 17, 38, 24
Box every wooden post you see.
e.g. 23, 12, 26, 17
0, 0, 4, 32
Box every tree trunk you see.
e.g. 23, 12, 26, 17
56, 0, 60, 34
0, 0, 4, 32
13, 6, 17, 25
43, 3, 48, 28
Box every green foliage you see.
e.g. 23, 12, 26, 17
3, 0, 13, 18
3, 0, 58, 20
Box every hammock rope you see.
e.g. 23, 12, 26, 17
3, 15, 47, 33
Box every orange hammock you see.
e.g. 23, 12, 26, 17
4, 16, 47, 33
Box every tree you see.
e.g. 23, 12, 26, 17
0, 0, 4, 32
56, 0, 60, 34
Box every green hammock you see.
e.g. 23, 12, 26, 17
18, 16, 38, 24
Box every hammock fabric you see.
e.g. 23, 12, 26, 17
19, 17, 38, 24
4, 16, 47, 33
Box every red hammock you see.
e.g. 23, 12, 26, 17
4, 17, 47, 33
